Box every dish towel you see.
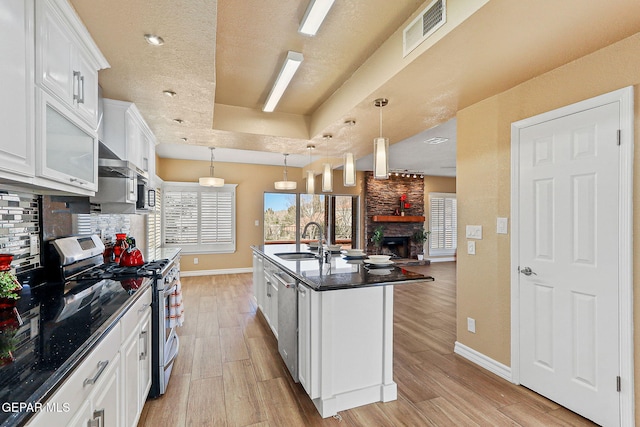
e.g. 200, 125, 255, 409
167, 277, 184, 328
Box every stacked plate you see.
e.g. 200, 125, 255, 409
341, 248, 366, 259
327, 244, 342, 253
364, 255, 395, 268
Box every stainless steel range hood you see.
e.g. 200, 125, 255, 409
98, 143, 149, 181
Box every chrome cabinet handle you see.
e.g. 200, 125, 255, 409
139, 330, 148, 360
520, 266, 537, 276
84, 360, 108, 387
79, 75, 85, 104
73, 71, 81, 101
88, 409, 104, 427
69, 177, 88, 185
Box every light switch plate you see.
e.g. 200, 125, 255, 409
497, 217, 508, 234
467, 241, 476, 255
466, 225, 482, 239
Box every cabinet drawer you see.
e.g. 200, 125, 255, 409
121, 286, 152, 342
27, 322, 121, 426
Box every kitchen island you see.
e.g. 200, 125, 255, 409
251, 244, 434, 418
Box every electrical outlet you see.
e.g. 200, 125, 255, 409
497, 217, 509, 234
193, 257, 199, 265
467, 241, 476, 255
467, 317, 476, 333
255, 220, 260, 226
466, 225, 482, 239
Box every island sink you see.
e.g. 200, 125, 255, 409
275, 252, 318, 261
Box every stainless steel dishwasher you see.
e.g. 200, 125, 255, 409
273, 269, 299, 382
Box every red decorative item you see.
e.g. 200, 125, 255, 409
404, 203, 411, 209
0, 254, 13, 272
119, 237, 144, 267
113, 233, 129, 264
400, 194, 407, 201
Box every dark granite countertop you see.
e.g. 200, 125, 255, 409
251, 244, 434, 291
0, 275, 153, 427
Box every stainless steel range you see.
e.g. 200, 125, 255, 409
43, 235, 181, 399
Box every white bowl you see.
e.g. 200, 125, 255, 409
343, 249, 365, 255
367, 255, 391, 262
327, 244, 342, 251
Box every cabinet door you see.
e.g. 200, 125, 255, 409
138, 312, 152, 410
74, 51, 99, 126
91, 353, 121, 427
0, 0, 34, 178
122, 331, 140, 427
36, 0, 75, 103
297, 285, 311, 395
269, 281, 278, 337
37, 91, 98, 192
125, 112, 142, 169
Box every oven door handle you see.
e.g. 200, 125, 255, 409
164, 331, 180, 369
163, 283, 178, 297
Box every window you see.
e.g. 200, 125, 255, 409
429, 192, 457, 256
147, 186, 162, 260
163, 182, 237, 254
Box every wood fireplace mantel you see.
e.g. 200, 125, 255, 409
372, 215, 425, 223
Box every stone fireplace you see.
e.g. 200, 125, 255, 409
364, 172, 425, 258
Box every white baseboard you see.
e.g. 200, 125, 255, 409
454, 341, 513, 383
426, 257, 456, 262
180, 267, 253, 277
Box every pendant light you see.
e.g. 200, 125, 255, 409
306, 144, 315, 194
343, 120, 356, 187
274, 153, 297, 190
373, 98, 389, 180
322, 134, 333, 192
199, 147, 225, 187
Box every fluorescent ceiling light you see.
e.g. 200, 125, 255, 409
424, 137, 449, 144
263, 51, 304, 113
299, 0, 336, 36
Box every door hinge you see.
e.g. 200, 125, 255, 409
617, 129, 621, 146
617, 376, 621, 392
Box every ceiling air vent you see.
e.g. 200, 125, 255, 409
403, 0, 446, 57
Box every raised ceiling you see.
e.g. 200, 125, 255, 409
69, 0, 640, 176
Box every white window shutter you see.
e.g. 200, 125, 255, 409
429, 193, 457, 256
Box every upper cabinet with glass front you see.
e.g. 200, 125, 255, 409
33, 0, 109, 194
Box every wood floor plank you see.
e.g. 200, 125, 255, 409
186, 377, 227, 427
499, 402, 577, 427
220, 326, 250, 362
172, 334, 195, 376
257, 377, 307, 426
246, 336, 286, 381
222, 360, 267, 426
415, 396, 482, 427
196, 310, 220, 338
140, 374, 191, 427
192, 336, 223, 380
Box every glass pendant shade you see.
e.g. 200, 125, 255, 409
373, 137, 389, 179
343, 152, 356, 186
274, 153, 297, 190
200, 147, 225, 187
306, 170, 315, 194
322, 163, 333, 192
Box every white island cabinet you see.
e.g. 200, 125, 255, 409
297, 283, 396, 417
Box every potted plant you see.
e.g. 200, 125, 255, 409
0, 254, 21, 308
371, 226, 385, 254
412, 228, 430, 260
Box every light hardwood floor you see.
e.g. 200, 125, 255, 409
138, 262, 596, 426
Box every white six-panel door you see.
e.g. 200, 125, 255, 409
516, 101, 622, 426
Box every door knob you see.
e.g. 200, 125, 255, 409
520, 266, 537, 276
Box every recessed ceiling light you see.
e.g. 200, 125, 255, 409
163, 90, 176, 97
181, 138, 187, 142
144, 34, 164, 46
424, 137, 448, 145
173, 119, 184, 124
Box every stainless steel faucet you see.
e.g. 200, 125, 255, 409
302, 222, 324, 258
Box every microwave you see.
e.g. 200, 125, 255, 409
137, 182, 156, 210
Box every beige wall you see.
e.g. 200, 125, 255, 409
456, 31, 640, 419
157, 159, 362, 272
424, 176, 456, 195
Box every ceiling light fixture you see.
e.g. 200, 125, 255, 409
274, 153, 297, 190
373, 98, 389, 180
163, 90, 177, 97
298, 0, 336, 36
322, 134, 333, 192
173, 119, 184, 124
424, 137, 448, 145
343, 120, 356, 187
144, 34, 164, 46
181, 137, 188, 142
306, 144, 315, 194
199, 147, 224, 187
263, 51, 304, 113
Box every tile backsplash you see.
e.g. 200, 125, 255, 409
0, 190, 40, 273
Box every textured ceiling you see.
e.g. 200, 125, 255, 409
69, 0, 640, 176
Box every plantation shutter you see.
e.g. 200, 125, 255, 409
429, 193, 457, 256
163, 182, 236, 253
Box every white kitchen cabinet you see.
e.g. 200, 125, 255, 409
138, 314, 152, 407
102, 99, 156, 175
262, 264, 279, 338
297, 284, 315, 397
0, 0, 35, 181
35, 90, 98, 193
35, 0, 108, 129
252, 253, 265, 309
